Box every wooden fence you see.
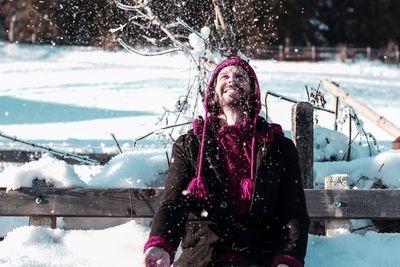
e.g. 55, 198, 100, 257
247, 45, 400, 63
1, 98, 400, 238
1, 187, 399, 220
1, 187, 400, 235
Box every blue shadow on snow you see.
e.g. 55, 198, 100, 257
0, 96, 156, 124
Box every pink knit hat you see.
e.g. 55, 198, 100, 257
187, 56, 261, 200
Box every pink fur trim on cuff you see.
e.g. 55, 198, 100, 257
271, 254, 303, 267
143, 236, 175, 264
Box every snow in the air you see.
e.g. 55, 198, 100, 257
1, 41, 400, 266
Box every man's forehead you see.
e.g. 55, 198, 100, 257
218, 65, 247, 75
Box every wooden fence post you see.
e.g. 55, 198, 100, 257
28, 179, 57, 229
279, 45, 283, 61
8, 14, 16, 43
311, 46, 316, 62
325, 174, 350, 236
339, 46, 347, 62
29, 216, 57, 229
291, 102, 313, 189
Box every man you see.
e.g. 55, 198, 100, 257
144, 56, 310, 267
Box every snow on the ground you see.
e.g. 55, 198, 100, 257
1, 42, 400, 266
1, 221, 400, 267
87, 148, 169, 188
305, 231, 400, 267
314, 150, 400, 189
0, 220, 149, 267
1, 43, 400, 144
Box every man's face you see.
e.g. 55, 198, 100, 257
214, 65, 251, 109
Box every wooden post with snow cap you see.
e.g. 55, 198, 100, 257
291, 102, 314, 189
324, 174, 350, 237
322, 80, 400, 149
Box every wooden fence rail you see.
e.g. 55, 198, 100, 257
1, 187, 400, 224
0, 150, 116, 165
247, 45, 400, 63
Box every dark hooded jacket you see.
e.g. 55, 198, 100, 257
146, 57, 310, 267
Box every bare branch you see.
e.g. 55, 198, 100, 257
117, 38, 183, 56
109, 15, 146, 33
111, 0, 218, 148
114, 0, 141, 11
176, 18, 211, 47
211, 0, 238, 55
176, 18, 200, 36
212, 0, 227, 31
165, 22, 181, 29
143, 35, 160, 46
133, 121, 193, 144
143, 11, 185, 49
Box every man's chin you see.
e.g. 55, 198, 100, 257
223, 90, 242, 99
220, 97, 246, 108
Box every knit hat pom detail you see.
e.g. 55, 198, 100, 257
240, 177, 254, 200
187, 176, 209, 200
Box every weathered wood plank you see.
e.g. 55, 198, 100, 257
0, 187, 162, 217
0, 150, 116, 165
305, 189, 400, 219
1, 188, 400, 219
323, 80, 400, 139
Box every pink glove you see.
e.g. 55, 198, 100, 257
144, 246, 171, 267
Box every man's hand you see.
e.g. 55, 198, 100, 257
144, 246, 170, 267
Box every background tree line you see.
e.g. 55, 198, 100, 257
0, 0, 399, 51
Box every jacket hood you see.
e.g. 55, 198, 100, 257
187, 56, 263, 201
204, 56, 261, 119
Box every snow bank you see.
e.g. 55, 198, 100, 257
314, 125, 368, 162
88, 148, 168, 188
314, 150, 400, 188
0, 155, 85, 191
1, 128, 399, 191
0, 148, 169, 191
1, 222, 400, 267
0, 221, 148, 267
306, 231, 400, 267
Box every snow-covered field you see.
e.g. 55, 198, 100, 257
1, 42, 400, 266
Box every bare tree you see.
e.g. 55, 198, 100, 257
111, 0, 241, 147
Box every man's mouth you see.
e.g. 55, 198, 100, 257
224, 87, 240, 94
